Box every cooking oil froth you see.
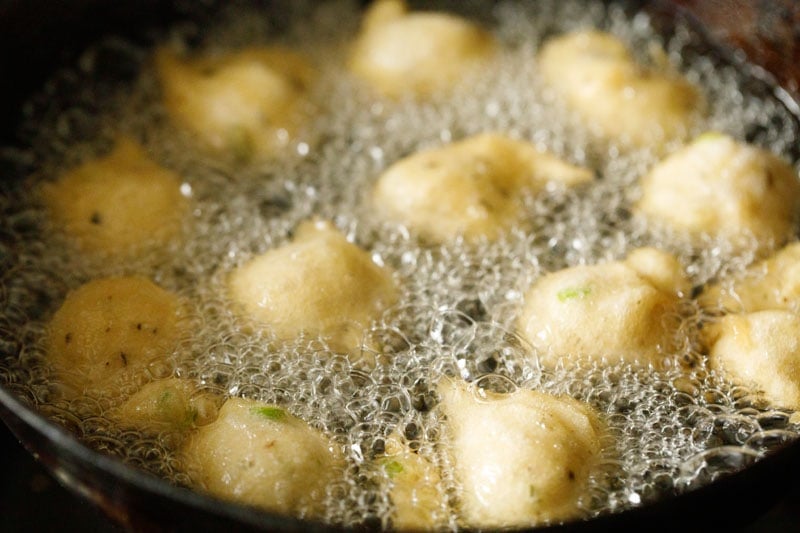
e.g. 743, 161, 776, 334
1, 0, 800, 528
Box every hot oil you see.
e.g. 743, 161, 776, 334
1, 0, 800, 528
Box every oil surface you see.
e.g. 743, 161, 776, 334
1, 0, 799, 529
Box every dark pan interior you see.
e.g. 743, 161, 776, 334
1, 1, 800, 531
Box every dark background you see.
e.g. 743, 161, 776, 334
1, 424, 122, 532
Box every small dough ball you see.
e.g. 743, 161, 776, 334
229, 220, 399, 355
41, 138, 188, 256
517, 248, 687, 366
379, 432, 448, 531
156, 46, 313, 158
348, 0, 495, 98
538, 30, 703, 147
703, 310, 800, 410
438, 379, 603, 528
700, 242, 800, 314
181, 397, 344, 517
46, 277, 186, 400
373, 133, 593, 243
636, 133, 800, 245
111, 378, 220, 432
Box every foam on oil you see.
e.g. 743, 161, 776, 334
1, 0, 799, 528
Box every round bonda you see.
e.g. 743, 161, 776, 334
349, 0, 495, 98
181, 397, 344, 517
636, 133, 800, 246
517, 248, 687, 366
46, 276, 187, 400
41, 138, 188, 256
438, 379, 603, 528
228, 220, 398, 355
157, 46, 313, 158
539, 30, 703, 147
703, 310, 800, 410
373, 133, 593, 243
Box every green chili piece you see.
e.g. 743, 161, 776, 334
557, 286, 591, 302
383, 460, 405, 478
252, 406, 287, 421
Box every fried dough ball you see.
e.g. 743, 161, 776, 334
45, 277, 186, 400
378, 431, 448, 531
703, 310, 800, 410
700, 242, 800, 314
348, 0, 495, 98
181, 397, 345, 517
373, 133, 593, 243
228, 220, 399, 355
41, 138, 188, 256
636, 133, 800, 245
438, 379, 603, 528
517, 248, 688, 366
156, 46, 313, 158
111, 378, 220, 432
538, 30, 702, 147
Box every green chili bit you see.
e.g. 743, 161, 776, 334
157, 389, 174, 407
252, 406, 287, 421
383, 460, 405, 478
557, 286, 591, 302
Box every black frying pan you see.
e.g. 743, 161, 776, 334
1, 1, 799, 531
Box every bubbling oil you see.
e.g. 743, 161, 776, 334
2, 0, 800, 529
